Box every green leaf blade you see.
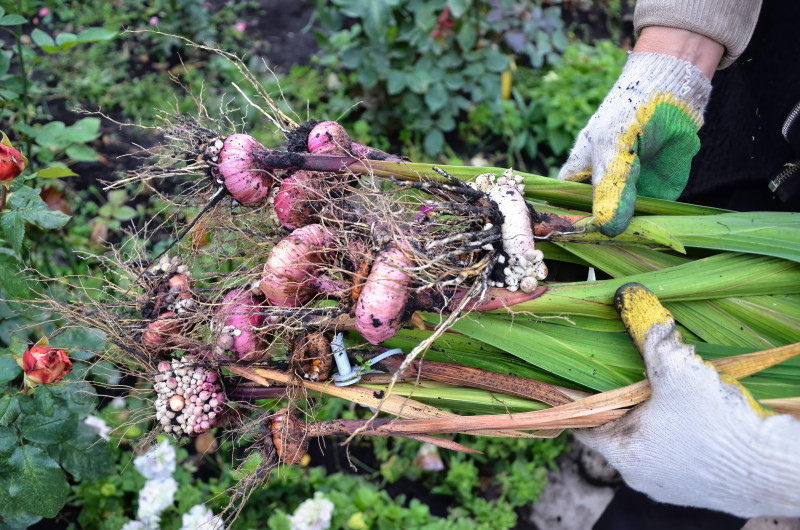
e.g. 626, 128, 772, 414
0, 353, 22, 385
30, 28, 57, 53
1, 210, 25, 255
75, 27, 117, 42
5, 445, 69, 518
0, 394, 21, 426
36, 166, 79, 179
57, 423, 113, 482
0, 14, 28, 26
20, 408, 79, 444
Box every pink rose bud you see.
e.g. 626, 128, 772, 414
22, 345, 72, 386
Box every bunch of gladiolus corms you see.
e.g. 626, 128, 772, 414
55, 112, 564, 481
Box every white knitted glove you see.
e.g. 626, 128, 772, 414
575, 283, 800, 518
558, 53, 711, 236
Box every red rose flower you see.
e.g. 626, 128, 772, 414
22, 345, 73, 385
0, 132, 26, 185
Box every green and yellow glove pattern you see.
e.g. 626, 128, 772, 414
558, 53, 711, 236
574, 283, 800, 518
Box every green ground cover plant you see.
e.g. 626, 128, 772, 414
310, 0, 568, 157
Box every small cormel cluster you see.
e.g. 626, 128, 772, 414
469, 169, 548, 293
148, 255, 195, 315
154, 358, 226, 437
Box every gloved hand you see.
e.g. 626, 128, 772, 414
574, 283, 800, 518
558, 53, 711, 236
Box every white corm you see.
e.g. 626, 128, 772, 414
287, 492, 334, 530
137, 477, 178, 525
134, 439, 177, 480
180, 504, 225, 530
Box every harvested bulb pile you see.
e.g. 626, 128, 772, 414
73, 110, 552, 489
42, 52, 800, 518
120, 118, 551, 439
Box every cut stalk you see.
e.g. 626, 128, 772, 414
326, 341, 800, 435
226, 365, 538, 438
236, 150, 723, 216
376, 356, 573, 406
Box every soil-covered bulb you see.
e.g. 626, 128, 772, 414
270, 409, 309, 465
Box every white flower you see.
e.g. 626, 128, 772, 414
134, 439, 177, 480
121, 520, 160, 530
287, 492, 334, 530
180, 504, 225, 530
83, 415, 111, 441
137, 477, 177, 524
107, 368, 123, 385
120, 521, 152, 530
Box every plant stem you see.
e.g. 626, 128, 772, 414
246, 147, 724, 217
228, 385, 288, 401
301, 417, 481, 453
15, 0, 31, 158
376, 356, 573, 406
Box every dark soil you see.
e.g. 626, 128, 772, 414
228, 0, 319, 71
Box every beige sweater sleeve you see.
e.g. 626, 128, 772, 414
634, 0, 763, 68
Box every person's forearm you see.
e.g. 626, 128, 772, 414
634, 26, 724, 80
